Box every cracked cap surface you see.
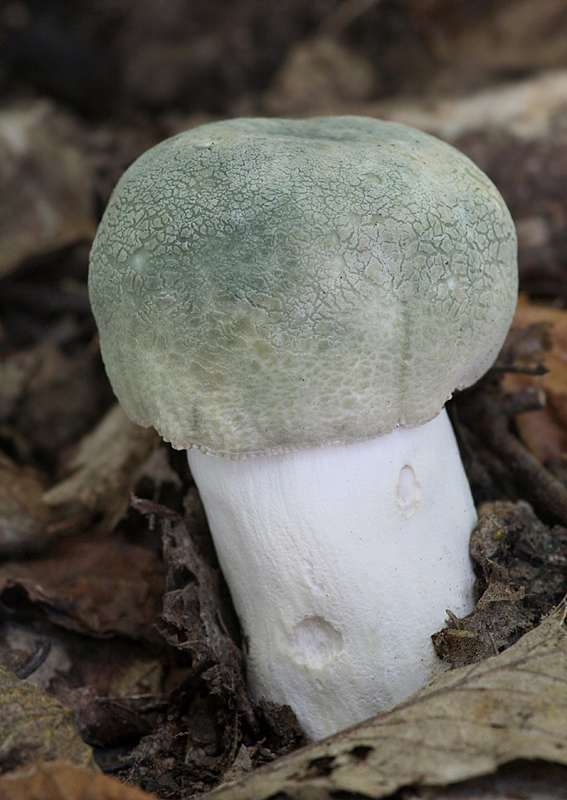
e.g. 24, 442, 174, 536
88, 116, 518, 456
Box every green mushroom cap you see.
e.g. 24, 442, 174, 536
88, 116, 517, 456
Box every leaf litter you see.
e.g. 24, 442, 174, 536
3, 4, 567, 798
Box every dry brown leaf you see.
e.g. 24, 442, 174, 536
0, 102, 95, 278
502, 297, 567, 463
263, 36, 375, 116
0, 665, 95, 775
0, 759, 156, 800
0, 402, 159, 552
0, 341, 105, 440
202, 603, 567, 800
392, 1, 567, 100
153, 496, 252, 716
43, 404, 159, 538
0, 455, 53, 554
0, 537, 165, 643
12, 341, 111, 468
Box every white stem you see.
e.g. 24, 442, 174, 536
187, 408, 476, 740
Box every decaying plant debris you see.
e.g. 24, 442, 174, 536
3, 2, 567, 799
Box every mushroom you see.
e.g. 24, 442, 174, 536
88, 116, 518, 740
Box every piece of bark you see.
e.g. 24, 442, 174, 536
201, 603, 567, 800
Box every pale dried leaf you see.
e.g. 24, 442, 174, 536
203, 604, 567, 800
365, 69, 567, 141
43, 404, 159, 536
0, 759, 156, 800
0, 665, 95, 774
0, 102, 95, 277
